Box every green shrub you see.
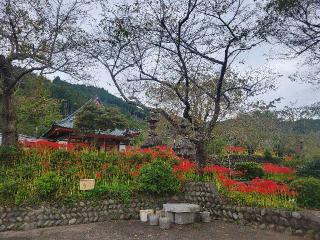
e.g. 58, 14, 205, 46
235, 162, 264, 180
138, 160, 179, 195
290, 177, 320, 209
0, 179, 18, 201
50, 150, 73, 167
206, 138, 227, 156
0, 146, 22, 166
15, 188, 33, 205
34, 171, 63, 200
85, 181, 133, 202
16, 164, 36, 179
263, 149, 272, 160
297, 159, 320, 179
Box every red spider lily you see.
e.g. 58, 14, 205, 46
217, 175, 297, 196
203, 165, 243, 177
130, 163, 144, 177
263, 163, 295, 174
173, 159, 197, 173
95, 171, 102, 179
225, 146, 246, 154
20, 140, 92, 151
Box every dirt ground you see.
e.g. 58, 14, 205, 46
0, 220, 309, 240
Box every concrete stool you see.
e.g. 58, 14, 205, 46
140, 209, 154, 222
148, 214, 159, 226
200, 211, 211, 223
159, 217, 171, 229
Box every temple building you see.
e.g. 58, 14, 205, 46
42, 99, 139, 151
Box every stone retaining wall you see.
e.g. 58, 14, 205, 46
0, 196, 168, 232
182, 182, 320, 239
0, 182, 319, 240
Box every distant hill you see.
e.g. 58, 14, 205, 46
291, 118, 320, 134
51, 77, 147, 119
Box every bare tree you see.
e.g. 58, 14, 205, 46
0, 0, 89, 145
265, 0, 320, 84
92, 0, 273, 168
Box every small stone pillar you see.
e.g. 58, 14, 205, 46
173, 137, 196, 160
141, 113, 163, 148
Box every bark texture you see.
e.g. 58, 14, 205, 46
0, 55, 18, 145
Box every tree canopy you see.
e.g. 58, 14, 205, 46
74, 102, 128, 132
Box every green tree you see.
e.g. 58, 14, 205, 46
15, 76, 62, 137
0, 0, 88, 145
74, 102, 128, 132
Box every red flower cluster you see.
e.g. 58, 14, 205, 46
218, 175, 296, 196
95, 171, 102, 179
262, 163, 295, 174
203, 165, 243, 177
124, 145, 176, 160
130, 163, 144, 177
20, 140, 91, 151
225, 146, 246, 154
173, 159, 197, 173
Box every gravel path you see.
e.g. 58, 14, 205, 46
0, 220, 309, 240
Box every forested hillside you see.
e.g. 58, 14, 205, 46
51, 77, 147, 119
0, 73, 147, 137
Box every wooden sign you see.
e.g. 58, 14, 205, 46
79, 179, 95, 190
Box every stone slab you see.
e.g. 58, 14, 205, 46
174, 212, 195, 225
163, 203, 200, 213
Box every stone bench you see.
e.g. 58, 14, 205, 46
163, 203, 200, 224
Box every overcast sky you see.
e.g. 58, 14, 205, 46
50, 1, 320, 110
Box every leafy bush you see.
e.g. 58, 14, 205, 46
138, 160, 179, 195
0, 179, 18, 201
34, 171, 63, 200
50, 150, 73, 167
85, 181, 133, 202
235, 162, 264, 180
0, 146, 22, 166
263, 149, 272, 160
290, 177, 320, 209
297, 159, 320, 179
206, 138, 227, 156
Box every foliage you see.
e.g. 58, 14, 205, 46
138, 160, 180, 195
297, 159, 320, 179
34, 172, 63, 200
225, 146, 247, 155
0, 145, 182, 206
0, 0, 88, 145
263, 149, 273, 160
0, 145, 22, 166
235, 162, 264, 181
84, 181, 134, 203
204, 166, 297, 209
262, 163, 295, 182
173, 159, 198, 181
290, 177, 320, 209
74, 101, 128, 132
206, 138, 227, 156
15, 75, 62, 136
52, 77, 147, 119
0, 179, 18, 202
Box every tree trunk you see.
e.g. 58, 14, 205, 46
0, 55, 18, 146
195, 141, 206, 173
1, 90, 18, 146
